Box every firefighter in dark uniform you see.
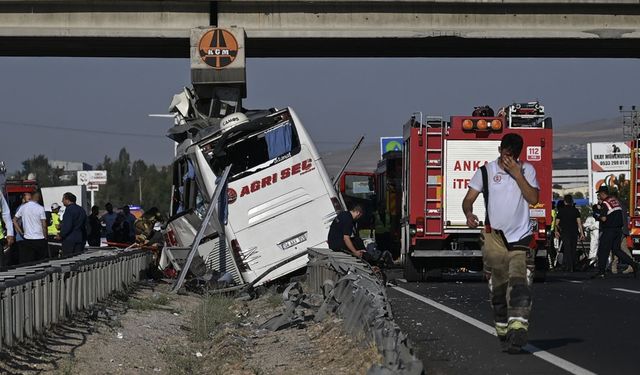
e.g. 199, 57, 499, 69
593, 185, 639, 278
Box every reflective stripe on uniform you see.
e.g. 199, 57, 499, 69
508, 318, 529, 331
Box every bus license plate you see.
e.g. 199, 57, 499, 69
279, 233, 308, 250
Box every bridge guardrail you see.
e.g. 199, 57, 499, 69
0, 248, 152, 350
307, 248, 423, 375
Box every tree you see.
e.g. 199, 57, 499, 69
17, 155, 65, 187
95, 148, 172, 215
16, 149, 173, 216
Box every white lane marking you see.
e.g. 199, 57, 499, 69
561, 279, 584, 284
612, 288, 640, 294
392, 286, 597, 375
397, 278, 407, 283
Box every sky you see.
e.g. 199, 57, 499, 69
0, 57, 639, 173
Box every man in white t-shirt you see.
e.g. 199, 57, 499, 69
462, 133, 539, 354
12, 191, 48, 264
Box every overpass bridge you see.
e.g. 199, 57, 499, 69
0, 0, 639, 58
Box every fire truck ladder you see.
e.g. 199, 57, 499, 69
634, 139, 640, 215
424, 116, 445, 236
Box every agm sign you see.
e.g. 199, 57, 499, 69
198, 29, 239, 69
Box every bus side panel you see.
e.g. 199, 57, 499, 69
228, 148, 337, 284
287, 108, 338, 199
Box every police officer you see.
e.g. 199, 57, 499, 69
593, 185, 639, 278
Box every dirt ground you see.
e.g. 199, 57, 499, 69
0, 280, 381, 375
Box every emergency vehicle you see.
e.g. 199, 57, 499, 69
627, 139, 640, 257
4, 178, 38, 216
401, 103, 553, 280
338, 151, 403, 258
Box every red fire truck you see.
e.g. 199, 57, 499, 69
627, 140, 640, 257
401, 103, 553, 281
4, 179, 39, 216
339, 151, 403, 259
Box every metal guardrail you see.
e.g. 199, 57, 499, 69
307, 248, 423, 375
0, 248, 152, 350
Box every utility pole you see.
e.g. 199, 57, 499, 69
138, 177, 143, 206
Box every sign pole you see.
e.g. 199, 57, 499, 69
91, 190, 95, 210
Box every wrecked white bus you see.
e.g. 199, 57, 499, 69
165, 107, 341, 285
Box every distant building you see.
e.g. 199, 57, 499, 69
552, 168, 589, 199
49, 160, 92, 182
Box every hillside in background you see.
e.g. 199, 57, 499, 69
320, 117, 626, 176
321, 144, 381, 178
552, 117, 625, 160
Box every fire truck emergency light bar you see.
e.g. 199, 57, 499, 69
461, 118, 503, 132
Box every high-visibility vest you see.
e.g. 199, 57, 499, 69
48, 212, 60, 236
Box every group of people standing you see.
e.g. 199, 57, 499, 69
94, 202, 164, 249
553, 187, 639, 277
97, 202, 137, 244
1, 187, 168, 269
0, 191, 87, 266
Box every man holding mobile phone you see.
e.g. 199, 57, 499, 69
462, 133, 539, 354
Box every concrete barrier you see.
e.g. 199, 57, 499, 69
307, 248, 423, 375
0, 248, 152, 350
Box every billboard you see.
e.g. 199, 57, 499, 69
590, 171, 629, 202
77, 170, 108, 185
587, 142, 631, 202
588, 142, 631, 172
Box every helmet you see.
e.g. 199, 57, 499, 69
220, 113, 249, 133
51, 203, 60, 210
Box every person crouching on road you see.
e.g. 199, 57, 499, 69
462, 133, 539, 354
327, 205, 366, 258
58, 192, 87, 256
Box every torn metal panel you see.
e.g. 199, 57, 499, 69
171, 165, 234, 293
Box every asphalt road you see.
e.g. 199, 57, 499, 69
387, 270, 640, 375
